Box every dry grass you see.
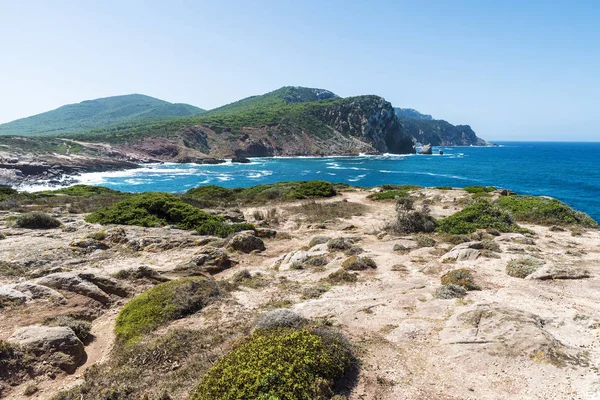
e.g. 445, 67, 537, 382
287, 200, 368, 223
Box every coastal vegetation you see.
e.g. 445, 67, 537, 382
436, 200, 522, 234
185, 180, 337, 206
367, 184, 421, 201
15, 212, 61, 229
85, 192, 254, 237
115, 277, 221, 344
495, 195, 598, 228
191, 327, 355, 400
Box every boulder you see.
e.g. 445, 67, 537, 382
70, 239, 110, 253
36, 272, 111, 304
441, 242, 482, 262
527, 265, 591, 280
0, 286, 28, 304
10, 282, 64, 300
77, 273, 129, 297
418, 144, 433, 155
175, 246, 235, 275
231, 156, 252, 164
8, 325, 84, 373
228, 231, 265, 253
256, 228, 277, 239
440, 305, 589, 367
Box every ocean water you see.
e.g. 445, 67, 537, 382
72, 142, 600, 222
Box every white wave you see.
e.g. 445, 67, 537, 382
348, 174, 367, 182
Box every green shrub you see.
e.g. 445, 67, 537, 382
15, 212, 61, 229
381, 184, 421, 191
190, 328, 354, 400
184, 185, 236, 202
0, 186, 18, 201
464, 186, 496, 194
302, 285, 329, 299
434, 284, 467, 299
367, 190, 410, 201
43, 316, 92, 342
506, 257, 544, 278
43, 185, 121, 197
85, 192, 252, 237
495, 195, 598, 228
185, 181, 336, 205
341, 256, 377, 270
440, 269, 480, 290
294, 180, 336, 199
327, 238, 353, 251
325, 269, 358, 284
115, 277, 221, 344
435, 186, 453, 190
436, 200, 522, 235
415, 234, 436, 247
387, 206, 436, 234
86, 231, 107, 241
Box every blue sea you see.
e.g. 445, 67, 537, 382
72, 142, 600, 222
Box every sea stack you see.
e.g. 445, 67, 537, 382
418, 144, 433, 154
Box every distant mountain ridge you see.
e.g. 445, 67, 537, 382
394, 107, 486, 146
0, 94, 205, 136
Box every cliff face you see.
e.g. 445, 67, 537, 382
311, 96, 415, 154
400, 118, 486, 146
394, 108, 487, 146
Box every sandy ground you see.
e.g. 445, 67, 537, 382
1, 188, 600, 399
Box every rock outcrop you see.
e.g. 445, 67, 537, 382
8, 326, 85, 373
418, 144, 433, 155
36, 272, 111, 304
228, 231, 266, 253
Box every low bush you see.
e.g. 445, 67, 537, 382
309, 236, 332, 248
302, 285, 329, 299
86, 231, 107, 241
115, 277, 221, 344
44, 185, 121, 197
185, 181, 337, 206
254, 309, 306, 330
434, 284, 467, 299
464, 186, 496, 194
15, 212, 61, 229
304, 256, 329, 267
387, 203, 436, 235
85, 192, 252, 237
367, 190, 408, 201
506, 257, 544, 278
341, 256, 376, 270
190, 328, 355, 400
436, 200, 522, 235
327, 238, 353, 251
367, 184, 421, 200
415, 234, 436, 247
495, 195, 598, 228
325, 269, 358, 284
43, 316, 92, 343
440, 269, 480, 290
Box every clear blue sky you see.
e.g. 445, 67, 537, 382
1, 0, 598, 141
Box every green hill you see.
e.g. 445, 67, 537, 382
0, 94, 205, 136
59, 86, 414, 157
